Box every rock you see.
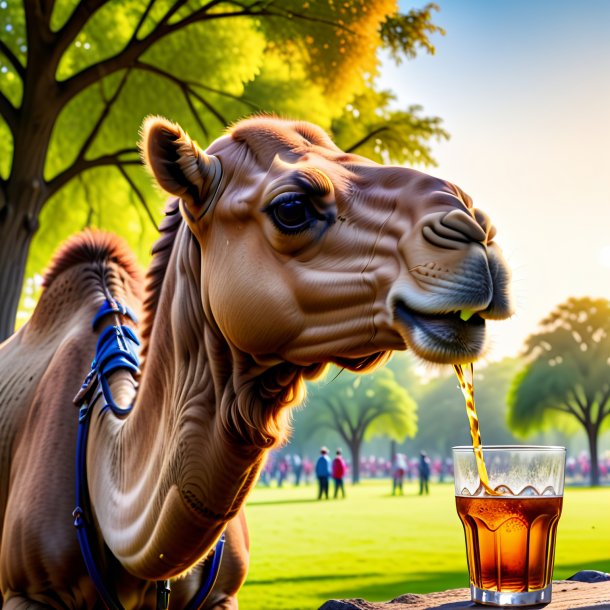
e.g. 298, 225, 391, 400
568, 570, 610, 583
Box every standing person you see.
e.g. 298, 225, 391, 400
418, 450, 431, 495
316, 447, 331, 500
392, 453, 407, 496
302, 456, 313, 484
332, 449, 347, 499
292, 453, 303, 486
277, 455, 289, 487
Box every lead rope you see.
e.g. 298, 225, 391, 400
73, 298, 224, 610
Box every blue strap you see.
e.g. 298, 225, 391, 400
183, 533, 226, 610
92, 299, 138, 329
74, 299, 224, 610
73, 398, 124, 610
93, 324, 140, 416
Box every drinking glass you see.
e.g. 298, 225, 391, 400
453, 445, 566, 606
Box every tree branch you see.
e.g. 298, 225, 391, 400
134, 60, 229, 131
568, 387, 589, 420
59, 2, 349, 105
324, 399, 352, 446
127, 0, 160, 46
0, 38, 25, 80
227, 0, 355, 34
39, 0, 56, 29
72, 67, 133, 168
116, 165, 159, 232
555, 400, 586, 427
337, 400, 356, 437
0, 91, 17, 134
594, 385, 610, 423
192, 82, 260, 112
345, 126, 390, 154
53, 0, 110, 57
47, 149, 140, 198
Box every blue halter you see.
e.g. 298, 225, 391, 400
73, 299, 225, 610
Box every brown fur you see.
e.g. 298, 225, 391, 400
138, 197, 182, 362
43, 229, 143, 292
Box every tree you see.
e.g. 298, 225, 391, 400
0, 1, 447, 340
411, 358, 523, 457
508, 297, 610, 486
306, 367, 417, 482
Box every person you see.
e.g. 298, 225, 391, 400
277, 455, 289, 487
419, 450, 431, 495
315, 447, 331, 500
302, 456, 313, 484
392, 453, 407, 495
331, 449, 347, 499
292, 453, 303, 486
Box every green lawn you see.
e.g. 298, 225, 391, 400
239, 480, 610, 610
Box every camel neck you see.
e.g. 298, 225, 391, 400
85, 228, 271, 580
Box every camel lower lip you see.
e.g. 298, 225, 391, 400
394, 302, 486, 363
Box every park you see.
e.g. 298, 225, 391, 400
239, 480, 610, 610
0, 1, 609, 609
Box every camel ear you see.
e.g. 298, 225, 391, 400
140, 116, 222, 222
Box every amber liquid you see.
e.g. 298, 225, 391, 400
456, 495, 562, 592
453, 363, 500, 496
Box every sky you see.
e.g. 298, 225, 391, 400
379, 0, 610, 362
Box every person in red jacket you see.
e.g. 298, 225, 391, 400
332, 449, 347, 499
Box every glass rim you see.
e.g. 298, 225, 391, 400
452, 445, 566, 452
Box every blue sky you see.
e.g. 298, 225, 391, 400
379, 0, 610, 360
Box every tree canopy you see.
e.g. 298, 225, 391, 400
0, 0, 447, 339
508, 296, 610, 485
305, 366, 418, 481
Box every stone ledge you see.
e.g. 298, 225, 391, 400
319, 577, 610, 610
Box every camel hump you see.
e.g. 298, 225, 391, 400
43, 229, 143, 289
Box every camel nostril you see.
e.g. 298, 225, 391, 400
440, 209, 487, 243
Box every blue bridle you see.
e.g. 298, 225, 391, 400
73, 299, 225, 610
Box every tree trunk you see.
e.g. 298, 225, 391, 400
0, 189, 43, 341
0, 31, 62, 341
586, 426, 599, 487
349, 440, 361, 484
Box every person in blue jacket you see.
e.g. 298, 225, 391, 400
315, 447, 332, 500
419, 450, 431, 495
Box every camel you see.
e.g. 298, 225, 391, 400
0, 116, 513, 609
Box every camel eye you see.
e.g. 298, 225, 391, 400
264, 193, 320, 234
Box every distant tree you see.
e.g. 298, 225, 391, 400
0, 1, 447, 340
412, 358, 523, 456
508, 297, 610, 486
385, 350, 423, 397
306, 367, 417, 482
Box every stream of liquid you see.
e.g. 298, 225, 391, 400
453, 363, 502, 496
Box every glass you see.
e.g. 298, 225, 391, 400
453, 445, 566, 606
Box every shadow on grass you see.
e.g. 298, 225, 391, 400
246, 498, 321, 507
247, 572, 384, 586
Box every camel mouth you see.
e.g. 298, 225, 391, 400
394, 301, 486, 364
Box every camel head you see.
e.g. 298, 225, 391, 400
142, 116, 513, 369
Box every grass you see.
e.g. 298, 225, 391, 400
238, 480, 610, 610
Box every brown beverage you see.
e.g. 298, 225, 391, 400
456, 494, 562, 593
453, 364, 566, 604
453, 363, 500, 496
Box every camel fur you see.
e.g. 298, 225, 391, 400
0, 116, 513, 608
